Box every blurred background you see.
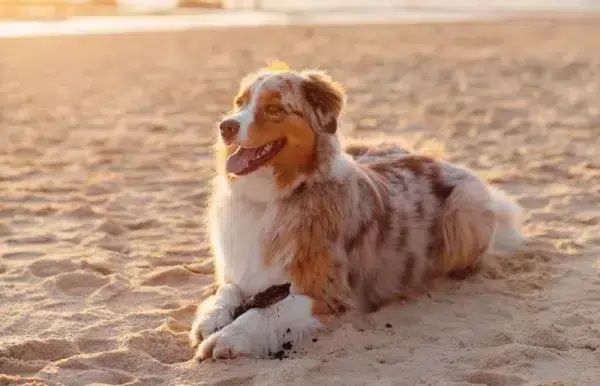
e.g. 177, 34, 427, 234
1, 1, 600, 385
1, 0, 600, 37
0, 1, 218, 20
1, 0, 600, 20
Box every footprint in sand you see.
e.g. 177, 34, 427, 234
478, 330, 515, 348
458, 370, 528, 386
88, 275, 130, 303
140, 266, 201, 287
51, 271, 110, 296
80, 259, 113, 276
75, 337, 118, 355
0, 357, 47, 376
55, 349, 165, 381
480, 343, 560, 370
124, 218, 160, 231
96, 218, 129, 236
182, 189, 209, 206
85, 183, 114, 196
1, 338, 78, 362
63, 205, 100, 218
2, 251, 45, 260
6, 234, 57, 245
122, 327, 193, 364
168, 304, 197, 326
164, 317, 190, 333
50, 359, 135, 386
29, 259, 78, 278
518, 326, 570, 351
0, 223, 12, 236
554, 313, 594, 328
517, 196, 550, 210
105, 199, 127, 212
96, 235, 130, 254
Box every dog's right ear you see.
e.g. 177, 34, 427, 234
301, 70, 346, 134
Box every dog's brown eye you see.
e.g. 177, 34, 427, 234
234, 98, 245, 108
265, 105, 284, 115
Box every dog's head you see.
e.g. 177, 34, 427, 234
216, 61, 345, 189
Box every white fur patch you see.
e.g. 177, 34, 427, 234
210, 174, 288, 298
234, 108, 254, 143
230, 167, 278, 204
329, 153, 354, 181
190, 283, 243, 346
231, 76, 270, 143
486, 186, 526, 253
196, 295, 323, 360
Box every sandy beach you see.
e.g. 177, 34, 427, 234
1, 16, 600, 386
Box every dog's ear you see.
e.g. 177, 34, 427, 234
301, 70, 346, 134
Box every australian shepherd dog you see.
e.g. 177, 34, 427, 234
190, 61, 525, 360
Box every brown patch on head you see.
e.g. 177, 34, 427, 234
248, 83, 317, 188
217, 66, 347, 189
218, 69, 320, 187
301, 70, 345, 134
252, 90, 283, 124
233, 88, 250, 110
233, 70, 263, 109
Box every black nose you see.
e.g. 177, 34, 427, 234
219, 119, 240, 142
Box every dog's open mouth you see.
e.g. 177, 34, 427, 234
226, 138, 286, 176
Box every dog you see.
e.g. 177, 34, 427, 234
190, 61, 525, 360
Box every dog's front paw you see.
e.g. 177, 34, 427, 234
195, 325, 253, 361
190, 306, 235, 348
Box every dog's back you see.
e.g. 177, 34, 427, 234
341, 152, 525, 312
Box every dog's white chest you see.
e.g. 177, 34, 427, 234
210, 175, 289, 297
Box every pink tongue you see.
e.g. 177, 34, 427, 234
226, 147, 261, 174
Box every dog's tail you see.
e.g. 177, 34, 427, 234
487, 186, 526, 254
439, 181, 525, 276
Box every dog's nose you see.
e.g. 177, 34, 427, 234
219, 119, 240, 142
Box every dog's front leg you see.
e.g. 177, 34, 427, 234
190, 283, 243, 348
195, 294, 324, 360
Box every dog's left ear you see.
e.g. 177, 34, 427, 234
301, 70, 346, 134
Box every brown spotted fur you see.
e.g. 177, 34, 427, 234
211, 62, 523, 321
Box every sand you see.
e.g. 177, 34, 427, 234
1, 16, 600, 386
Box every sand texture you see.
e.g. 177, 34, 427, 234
1, 17, 600, 386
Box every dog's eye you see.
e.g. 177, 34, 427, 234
265, 105, 284, 115
234, 98, 245, 108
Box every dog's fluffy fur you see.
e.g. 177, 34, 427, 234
190, 62, 525, 360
